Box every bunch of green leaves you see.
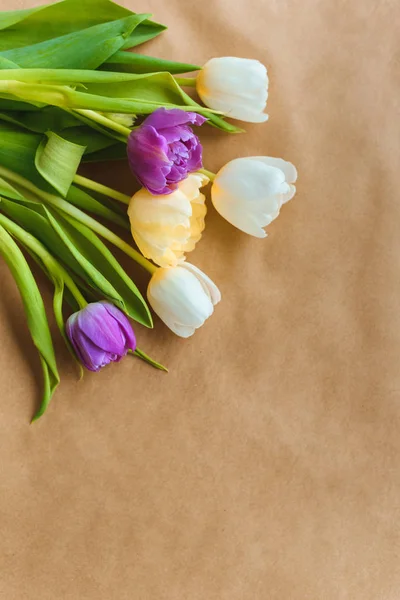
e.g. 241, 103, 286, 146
0, 118, 169, 419
0, 0, 241, 138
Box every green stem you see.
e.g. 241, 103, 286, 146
73, 174, 131, 205
132, 348, 168, 372
174, 76, 197, 87
198, 168, 216, 181
73, 109, 131, 139
0, 165, 157, 276
0, 212, 87, 309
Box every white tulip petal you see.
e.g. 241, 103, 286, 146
147, 264, 220, 338
225, 107, 269, 123
213, 159, 286, 205
251, 156, 298, 184
197, 57, 268, 123
181, 262, 221, 305
167, 322, 196, 338
281, 184, 297, 204
211, 156, 297, 237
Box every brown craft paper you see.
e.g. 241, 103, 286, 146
0, 0, 399, 598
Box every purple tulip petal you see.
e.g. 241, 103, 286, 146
66, 302, 136, 372
127, 108, 206, 195
103, 302, 137, 352
144, 108, 207, 130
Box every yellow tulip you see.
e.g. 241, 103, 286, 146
128, 173, 209, 268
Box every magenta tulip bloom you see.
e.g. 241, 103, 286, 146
66, 302, 136, 372
127, 107, 206, 195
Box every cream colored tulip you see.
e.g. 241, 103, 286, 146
197, 57, 268, 123
147, 263, 221, 338
128, 173, 209, 268
211, 157, 297, 238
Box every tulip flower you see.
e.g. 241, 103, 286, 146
196, 57, 269, 123
211, 157, 297, 238
128, 173, 209, 268
66, 302, 136, 371
147, 263, 221, 338
127, 107, 206, 195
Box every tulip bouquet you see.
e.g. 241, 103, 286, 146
0, 0, 297, 419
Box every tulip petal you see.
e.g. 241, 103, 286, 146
197, 57, 268, 123
251, 156, 298, 184
144, 107, 207, 130
181, 262, 221, 306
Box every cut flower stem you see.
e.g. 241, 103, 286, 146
73, 109, 132, 139
73, 174, 131, 205
198, 168, 216, 181
174, 77, 197, 87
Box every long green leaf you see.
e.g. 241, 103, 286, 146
0, 69, 240, 132
46, 209, 152, 327
0, 190, 150, 327
0, 0, 165, 52
35, 132, 86, 197
0, 78, 218, 119
0, 196, 90, 283
2, 14, 150, 70
81, 143, 127, 163
0, 106, 80, 133
0, 121, 52, 191
103, 52, 200, 74
0, 220, 60, 420
0, 211, 84, 376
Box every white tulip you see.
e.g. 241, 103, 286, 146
147, 263, 221, 338
128, 173, 209, 268
196, 57, 268, 123
211, 157, 297, 238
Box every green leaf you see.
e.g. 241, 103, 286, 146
0, 56, 20, 69
60, 126, 116, 154
0, 7, 43, 31
47, 209, 153, 327
0, 220, 60, 420
66, 185, 129, 230
0, 211, 84, 377
0, 176, 25, 201
81, 143, 127, 163
35, 132, 86, 197
0, 121, 51, 190
0, 196, 91, 283
0, 190, 150, 327
103, 51, 200, 75
0, 106, 81, 133
0, 76, 217, 120
0, 0, 165, 52
0, 67, 240, 131
2, 14, 150, 70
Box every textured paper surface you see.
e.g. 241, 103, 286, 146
0, 1, 399, 598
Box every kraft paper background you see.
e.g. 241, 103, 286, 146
0, 1, 399, 598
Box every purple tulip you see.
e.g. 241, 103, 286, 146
127, 107, 207, 195
66, 302, 136, 372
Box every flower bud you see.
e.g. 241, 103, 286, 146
197, 57, 269, 123
128, 173, 209, 268
147, 263, 221, 338
211, 156, 297, 237
66, 302, 136, 371
127, 107, 206, 195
